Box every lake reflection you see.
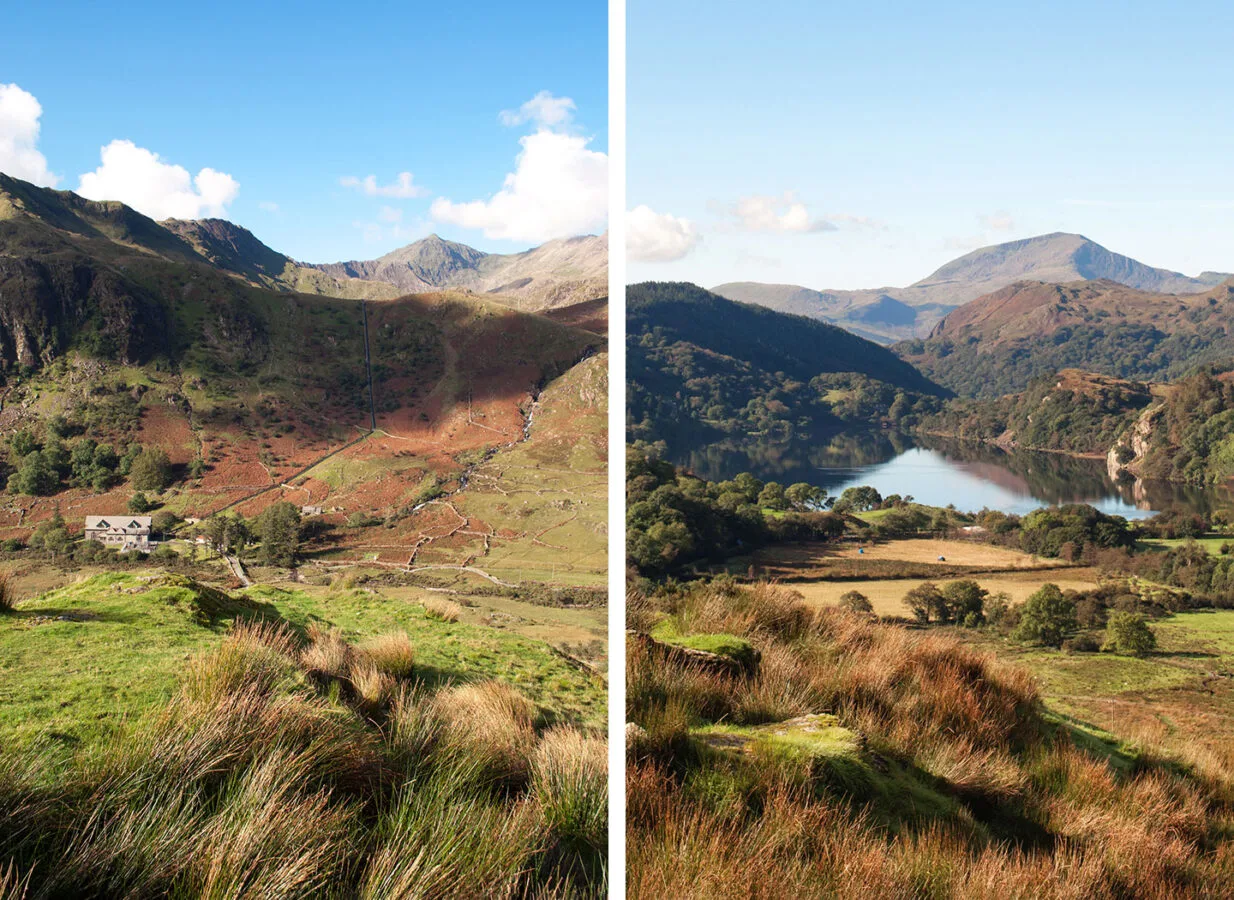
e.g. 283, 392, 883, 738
671, 432, 1234, 519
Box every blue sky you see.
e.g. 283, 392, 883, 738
0, 0, 607, 262
628, 0, 1234, 289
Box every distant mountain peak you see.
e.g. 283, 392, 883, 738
713, 232, 1229, 343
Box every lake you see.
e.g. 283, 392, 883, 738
670, 432, 1234, 519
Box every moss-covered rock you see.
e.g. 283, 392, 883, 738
644, 620, 761, 675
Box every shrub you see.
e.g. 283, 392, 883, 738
1012, 584, 1077, 648
837, 590, 874, 615
128, 491, 155, 513
1062, 634, 1100, 653
1102, 611, 1157, 656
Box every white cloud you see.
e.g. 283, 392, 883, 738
431, 129, 607, 243
829, 212, 884, 229
339, 172, 428, 199
627, 205, 699, 262
259, 201, 280, 213
378, 205, 403, 223
77, 140, 238, 220
726, 192, 835, 234
499, 91, 576, 129
352, 216, 428, 245
980, 210, 1015, 231
0, 83, 58, 187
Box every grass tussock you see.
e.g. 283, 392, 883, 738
356, 631, 416, 679
423, 597, 463, 623
628, 579, 1234, 898
0, 572, 15, 615
0, 620, 607, 897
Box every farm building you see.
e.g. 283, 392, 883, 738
84, 515, 154, 551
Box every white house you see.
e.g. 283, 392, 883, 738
84, 515, 154, 551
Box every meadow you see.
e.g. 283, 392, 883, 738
0, 567, 607, 897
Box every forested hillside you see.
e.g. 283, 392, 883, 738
627, 282, 946, 451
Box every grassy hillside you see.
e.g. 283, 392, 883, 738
627, 579, 1234, 898
896, 278, 1234, 399
628, 282, 946, 453
0, 570, 606, 896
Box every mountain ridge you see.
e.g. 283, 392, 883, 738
713, 232, 1231, 342
897, 277, 1234, 398
0, 173, 605, 312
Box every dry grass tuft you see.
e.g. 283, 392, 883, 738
355, 632, 415, 679
436, 681, 538, 786
299, 624, 353, 679
533, 727, 608, 851
0, 571, 16, 615
422, 598, 462, 623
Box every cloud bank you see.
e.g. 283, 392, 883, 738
339, 172, 428, 199
0, 83, 58, 186
77, 140, 238, 220
627, 205, 699, 262
726, 192, 835, 233
431, 121, 607, 243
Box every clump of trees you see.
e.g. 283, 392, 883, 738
1012, 584, 1077, 648
626, 446, 845, 576
4, 420, 176, 498
198, 502, 304, 567
254, 502, 303, 567
902, 580, 988, 627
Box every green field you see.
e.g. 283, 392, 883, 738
0, 569, 605, 750
959, 608, 1234, 757
1140, 535, 1232, 556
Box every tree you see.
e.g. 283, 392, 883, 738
203, 514, 251, 557
1102, 611, 1157, 656
941, 580, 987, 627
833, 486, 883, 514
128, 492, 155, 513
255, 502, 302, 567
902, 582, 945, 624
8, 451, 59, 496
29, 507, 71, 559
838, 590, 874, 615
129, 448, 173, 492
757, 482, 788, 511
785, 482, 827, 512
8, 429, 39, 459
151, 510, 181, 536
1013, 584, 1077, 648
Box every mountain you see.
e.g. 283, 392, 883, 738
713, 233, 1231, 342
0, 172, 604, 581
897, 278, 1234, 398
310, 232, 608, 312
1, 171, 605, 315
627, 282, 946, 453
